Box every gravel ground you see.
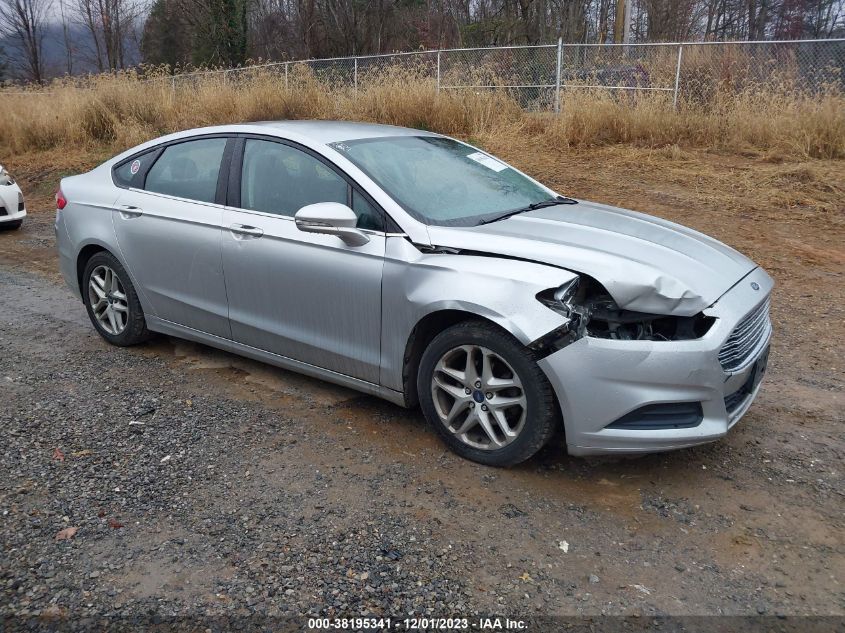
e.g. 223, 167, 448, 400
1, 266, 475, 622
0, 149, 843, 628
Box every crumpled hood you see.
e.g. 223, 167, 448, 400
425, 200, 757, 316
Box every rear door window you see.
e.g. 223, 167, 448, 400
144, 138, 227, 204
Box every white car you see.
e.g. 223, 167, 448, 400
0, 164, 26, 229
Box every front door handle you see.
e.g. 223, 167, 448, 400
229, 224, 264, 238
118, 204, 143, 218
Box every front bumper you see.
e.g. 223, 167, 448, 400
0, 182, 26, 224
0, 208, 26, 223
537, 267, 773, 456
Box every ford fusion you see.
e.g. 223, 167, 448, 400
55, 122, 772, 466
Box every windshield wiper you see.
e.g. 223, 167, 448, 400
478, 196, 578, 225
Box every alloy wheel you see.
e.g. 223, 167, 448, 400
430, 345, 528, 451
88, 265, 129, 335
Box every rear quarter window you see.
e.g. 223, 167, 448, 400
113, 150, 156, 188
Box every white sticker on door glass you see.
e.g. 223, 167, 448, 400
466, 152, 508, 172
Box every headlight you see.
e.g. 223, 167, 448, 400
537, 277, 580, 321
0, 165, 14, 186
536, 276, 715, 345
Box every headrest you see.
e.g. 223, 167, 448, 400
170, 156, 198, 180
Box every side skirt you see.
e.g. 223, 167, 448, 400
146, 316, 408, 407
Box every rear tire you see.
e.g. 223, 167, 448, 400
417, 320, 560, 466
82, 251, 150, 346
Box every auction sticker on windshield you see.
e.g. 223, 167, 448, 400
466, 151, 507, 172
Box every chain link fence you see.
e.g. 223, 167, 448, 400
4, 39, 843, 111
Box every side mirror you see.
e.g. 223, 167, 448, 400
294, 202, 370, 247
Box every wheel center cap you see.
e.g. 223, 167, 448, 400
472, 390, 485, 403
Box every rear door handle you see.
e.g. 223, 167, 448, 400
118, 204, 143, 218
229, 224, 264, 238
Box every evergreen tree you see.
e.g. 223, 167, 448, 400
141, 0, 249, 68
0, 45, 8, 82
192, 0, 249, 66
141, 0, 193, 67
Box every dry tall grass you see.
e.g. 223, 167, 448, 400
0, 65, 842, 159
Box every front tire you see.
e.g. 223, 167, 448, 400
82, 252, 150, 346
417, 321, 560, 466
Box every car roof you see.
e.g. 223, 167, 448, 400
246, 120, 438, 144
105, 120, 442, 169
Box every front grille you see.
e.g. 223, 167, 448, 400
0, 206, 6, 216
718, 297, 771, 372
18, 193, 24, 211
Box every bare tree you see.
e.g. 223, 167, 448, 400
549, 0, 590, 43
641, 0, 699, 40
138, 0, 845, 73
58, 0, 75, 74
805, 0, 844, 37
0, 0, 51, 82
77, 0, 141, 71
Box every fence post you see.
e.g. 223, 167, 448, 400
354, 57, 358, 92
436, 51, 441, 94
285, 62, 289, 90
554, 37, 563, 113
170, 75, 175, 102
673, 44, 684, 110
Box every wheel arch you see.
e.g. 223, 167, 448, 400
75, 242, 152, 318
76, 242, 112, 298
401, 308, 525, 409
410, 310, 565, 464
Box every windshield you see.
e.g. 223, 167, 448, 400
330, 136, 554, 227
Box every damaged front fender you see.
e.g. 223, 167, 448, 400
380, 237, 577, 393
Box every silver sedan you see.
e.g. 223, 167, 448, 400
55, 121, 772, 466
